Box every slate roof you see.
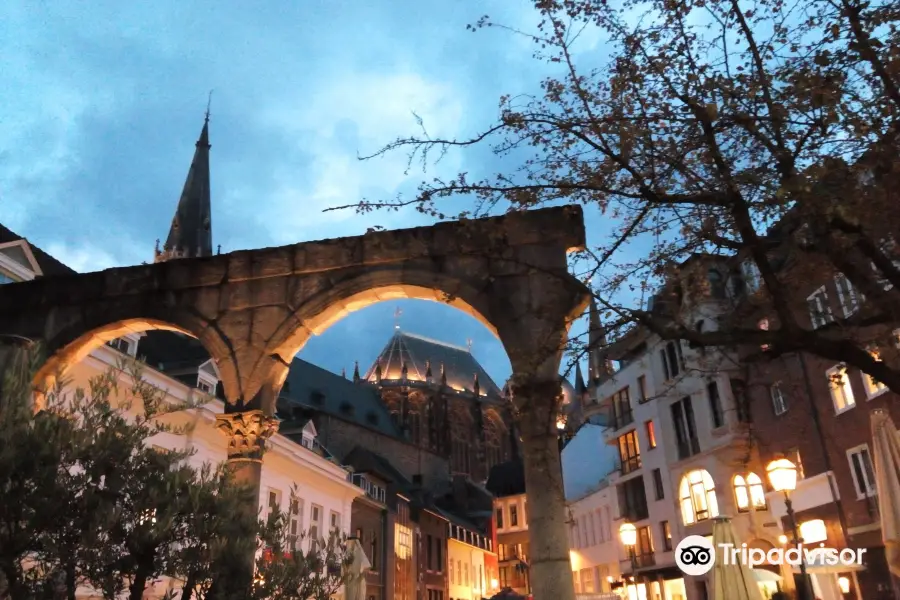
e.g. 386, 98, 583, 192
364, 330, 502, 397
280, 358, 400, 438
343, 446, 412, 490
0, 224, 76, 277
485, 459, 526, 497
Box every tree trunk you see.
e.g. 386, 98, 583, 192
181, 572, 196, 600
65, 561, 76, 600
513, 379, 575, 600
0, 562, 22, 600
128, 558, 153, 600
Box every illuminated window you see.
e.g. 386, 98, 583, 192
827, 364, 856, 414
733, 473, 767, 512
679, 469, 719, 525
863, 348, 888, 399
645, 420, 657, 449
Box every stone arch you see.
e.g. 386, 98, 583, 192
270, 270, 501, 361
31, 309, 229, 396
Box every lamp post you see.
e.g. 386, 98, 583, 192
767, 458, 812, 600
619, 522, 638, 599
619, 522, 638, 570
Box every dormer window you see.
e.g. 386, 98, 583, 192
107, 335, 140, 357
197, 379, 214, 394
300, 420, 318, 450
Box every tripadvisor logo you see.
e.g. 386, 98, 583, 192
675, 534, 868, 577
676, 536, 716, 576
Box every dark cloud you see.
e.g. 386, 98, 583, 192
2, 0, 598, 393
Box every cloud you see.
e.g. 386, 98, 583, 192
254, 70, 466, 244
43, 240, 126, 274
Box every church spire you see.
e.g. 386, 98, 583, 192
155, 104, 213, 263
574, 360, 586, 397
353, 361, 360, 383
587, 297, 614, 384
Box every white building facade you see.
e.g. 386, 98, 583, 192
567, 481, 620, 598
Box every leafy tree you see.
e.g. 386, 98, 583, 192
1, 342, 350, 600
340, 0, 900, 597
164, 464, 260, 600
348, 0, 900, 388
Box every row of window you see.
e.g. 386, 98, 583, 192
448, 559, 483, 590
568, 505, 613, 550
572, 564, 613, 594
495, 498, 527, 531
807, 248, 899, 329
449, 523, 491, 551
350, 474, 387, 503
266, 489, 339, 548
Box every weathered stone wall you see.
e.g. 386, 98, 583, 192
315, 414, 450, 494
0, 205, 589, 412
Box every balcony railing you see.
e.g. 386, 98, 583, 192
608, 408, 634, 430
619, 455, 642, 475
620, 552, 656, 573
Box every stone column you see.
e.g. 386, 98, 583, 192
509, 376, 573, 600
215, 408, 279, 490
209, 408, 279, 595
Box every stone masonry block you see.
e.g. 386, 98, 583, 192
251, 248, 293, 279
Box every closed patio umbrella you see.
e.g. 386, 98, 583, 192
710, 517, 765, 600
344, 538, 371, 600
871, 408, 900, 577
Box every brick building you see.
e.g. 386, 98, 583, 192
741, 256, 900, 599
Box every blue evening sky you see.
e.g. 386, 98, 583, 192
2, 1, 617, 493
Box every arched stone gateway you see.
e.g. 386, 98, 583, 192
0, 205, 589, 598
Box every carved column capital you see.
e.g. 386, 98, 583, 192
215, 410, 279, 461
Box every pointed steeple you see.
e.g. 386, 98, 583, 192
574, 361, 586, 397
425, 360, 433, 383
341, 367, 347, 379
352, 361, 360, 383
440, 363, 447, 387
473, 372, 480, 398
155, 107, 213, 263
588, 297, 613, 384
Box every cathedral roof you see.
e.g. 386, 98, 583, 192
363, 330, 502, 398
280, 357, 401, 438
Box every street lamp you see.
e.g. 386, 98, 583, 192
767, 458, 812, 600
619, 522, 638, 572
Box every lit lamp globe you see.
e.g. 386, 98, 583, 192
766, 458, 798, 492
556, 417, 567, 431
619, 522, 637, 547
